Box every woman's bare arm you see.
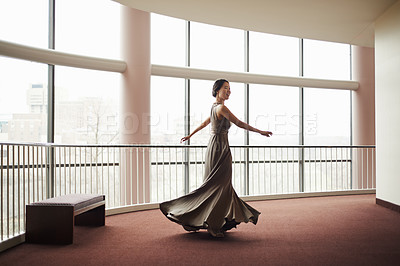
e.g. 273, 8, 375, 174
180, 117, 211, 143
217, 105, 272, 137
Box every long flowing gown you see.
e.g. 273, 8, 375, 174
159, 103, 260, 236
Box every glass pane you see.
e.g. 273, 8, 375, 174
150, 76, 185, 144
304, 39, 350, 80
189, 80, 215, 145
226, 83, 245, 145
56, 0, 121, 58
0, 0, 48, 48
249, 85, 299, 145
304, 88, 350, 145
190, 80, 245, 145
0, 56, 48, 141
151, 13, 186, 66
249, 148, 300, 195
304, 147, 352, 192
190, 22, 244, 72
249, 32, 299, 76
54, 66, 120, 144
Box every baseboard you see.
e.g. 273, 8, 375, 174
105, 190, 376, 216
241, 189, 376, 202
106, 203, 160, 216
0, 234, 25, 253
376, 198, 400, 213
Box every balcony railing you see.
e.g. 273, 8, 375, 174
0, 142, 375, 250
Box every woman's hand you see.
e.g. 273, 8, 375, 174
260, 131, 273, 137
180, 135, 191, 143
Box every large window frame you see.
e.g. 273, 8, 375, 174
1, 5, 353, 196
151, 18, 353, 194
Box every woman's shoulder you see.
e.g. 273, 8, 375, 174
213, 103, 225, 111
216, 103, 230, 112
214, 103, 232, 120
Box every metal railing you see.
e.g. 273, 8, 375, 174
0, 142, 375, 249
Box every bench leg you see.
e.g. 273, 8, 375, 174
26, 205, 74, 244
75, 204, 105, 226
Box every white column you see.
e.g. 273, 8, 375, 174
351, 46, 375, 190
352, 46, 375, 146
120, 7, 151, 205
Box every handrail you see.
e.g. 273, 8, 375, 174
0, 141, 376, 149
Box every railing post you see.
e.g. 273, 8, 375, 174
244, 147, 250, 195
350, 147, 353, 189
184, 147, 190, 195
299, 147, 304, 192
46, 146, 55, 198
299, 38, 305, 192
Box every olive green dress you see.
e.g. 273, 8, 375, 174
160, 103, 260, 236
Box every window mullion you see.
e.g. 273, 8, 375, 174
47, 0, 55, 198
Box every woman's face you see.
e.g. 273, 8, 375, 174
218, 82, 231, 101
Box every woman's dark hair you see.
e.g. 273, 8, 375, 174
212, 79, 229, 97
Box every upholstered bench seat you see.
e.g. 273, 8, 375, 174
26, 194, 105, 244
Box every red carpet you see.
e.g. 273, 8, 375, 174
1, 194, 399, 265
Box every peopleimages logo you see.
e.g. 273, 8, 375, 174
118, 112, 318, 136
118, 112, 154, 135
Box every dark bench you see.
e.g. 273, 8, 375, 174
26, 194, 105, 244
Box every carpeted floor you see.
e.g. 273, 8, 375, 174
0, 194, 399, 266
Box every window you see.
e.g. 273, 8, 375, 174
303, 40, 351, 145
304, 39, 351, 80
0, 57, 48, 142
190, 22, 244, 71
150, 76, 185, 144
249, 32, 299, 76
151, 13, 186, 66
304, 88, 351, 145
54, 66, 120, 144
249, 85, 299, 145
188, 80, 214, 145
303, 88, 351, 193
55, 0, 121, 59
0, 0, 48, 48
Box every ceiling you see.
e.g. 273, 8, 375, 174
113, 0, 398, 47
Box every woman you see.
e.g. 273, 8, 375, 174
160, 79, 272, 237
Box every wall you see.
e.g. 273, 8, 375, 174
375, 0, 400, 206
